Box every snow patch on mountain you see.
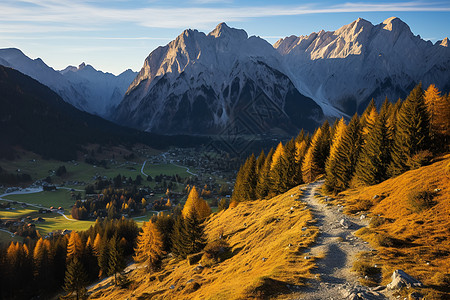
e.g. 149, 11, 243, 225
274, 17, 450, 114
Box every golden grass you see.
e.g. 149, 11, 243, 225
338, 155, 450, 299
90, 186, 319, 300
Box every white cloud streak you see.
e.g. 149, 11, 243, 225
0, 1, 449, 33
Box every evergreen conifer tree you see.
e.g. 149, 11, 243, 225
183, 213, 206, 255
171, 216, 189, 258
63, 257, 87, 300
302, 122, 330, 183
269, 142, 289, 196
339, 114, 362, 189
255, 150, 266, 175
389, 84, 430, 176
354, 100, 392, 185
97, 235, 109, 278
107, 234, 125, 285
170, 214, 206, 258
256, 148, 274, 199
294, 138, 309, 185
324, 118, 347, 193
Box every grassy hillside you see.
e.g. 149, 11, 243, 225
89, 186, 319, 300
336, 155, 450, 298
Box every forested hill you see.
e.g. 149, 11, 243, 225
0, 66, 208, 161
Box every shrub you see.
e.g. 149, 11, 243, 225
369, 216, 386, 228
407, 190, 436, 213
203, 239, 231, 263
408, 150, 433, 170
352, 260, 380, 278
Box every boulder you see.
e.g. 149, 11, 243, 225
409, 292, 424, 300
387, 270, 422, 290
340, 218, 351, 229
184, 282, 201, 293
187, 252, 204, 265
193, 264, 204, 273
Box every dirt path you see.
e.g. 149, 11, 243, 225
297, 181, 388, 300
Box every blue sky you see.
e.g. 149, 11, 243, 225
0, 0, 449, 75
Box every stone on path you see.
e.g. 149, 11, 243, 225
387, 269, 422, 290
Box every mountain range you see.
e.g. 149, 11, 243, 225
0, 48, 136, 118
1, 17, 449, 135
0, 65, 206, 160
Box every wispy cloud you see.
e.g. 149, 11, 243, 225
0, 0, 449, 33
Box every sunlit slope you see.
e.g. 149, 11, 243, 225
338, 156, 450, 294
90, 186, 319, 300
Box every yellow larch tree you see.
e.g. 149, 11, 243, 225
424, 84, 450, 146
66, 232, 83, 260
93, 233, 102, 257
302, 127, 323, 183
270, 142, 285, 170
134, 221, 164, 271
182, 186, 211, 219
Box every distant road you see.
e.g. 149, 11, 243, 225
141, 157, 198, 177
0, 228, 15, 237
170, 162, 198, 176
140, 160, 149, 177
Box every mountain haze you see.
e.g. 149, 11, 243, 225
0, 48, 137, 117
0, 65, 206, 160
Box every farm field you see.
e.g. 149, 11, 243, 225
3, 189, 79, 210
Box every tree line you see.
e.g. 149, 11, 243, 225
232, 84, 450, 203
0, 186, 213, 299
0, 218, 138, 299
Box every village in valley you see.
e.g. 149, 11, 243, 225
0, 146, 239, 244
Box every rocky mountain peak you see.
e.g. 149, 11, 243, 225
382, 16, 411, 34
208, 22, 248, 40
439, 37, 449, 47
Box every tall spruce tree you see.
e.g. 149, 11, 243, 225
97, 235, 109, 278
63, 257, 88, 300
171, 216, 189, 258
171, 214, 206, 258
354, 99, 392, 185
339, 114, 362, 189
107, 234, 126, 285
269, 142, 288, 196
360, 99, 376, 128
256, 148, 274, 199
324, 118, 347, 193
294, 137, 309, 185
389, 84, 430, 176
255, 150, 266, 175
231, 155, 257, 203
302, 122, 330, 183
